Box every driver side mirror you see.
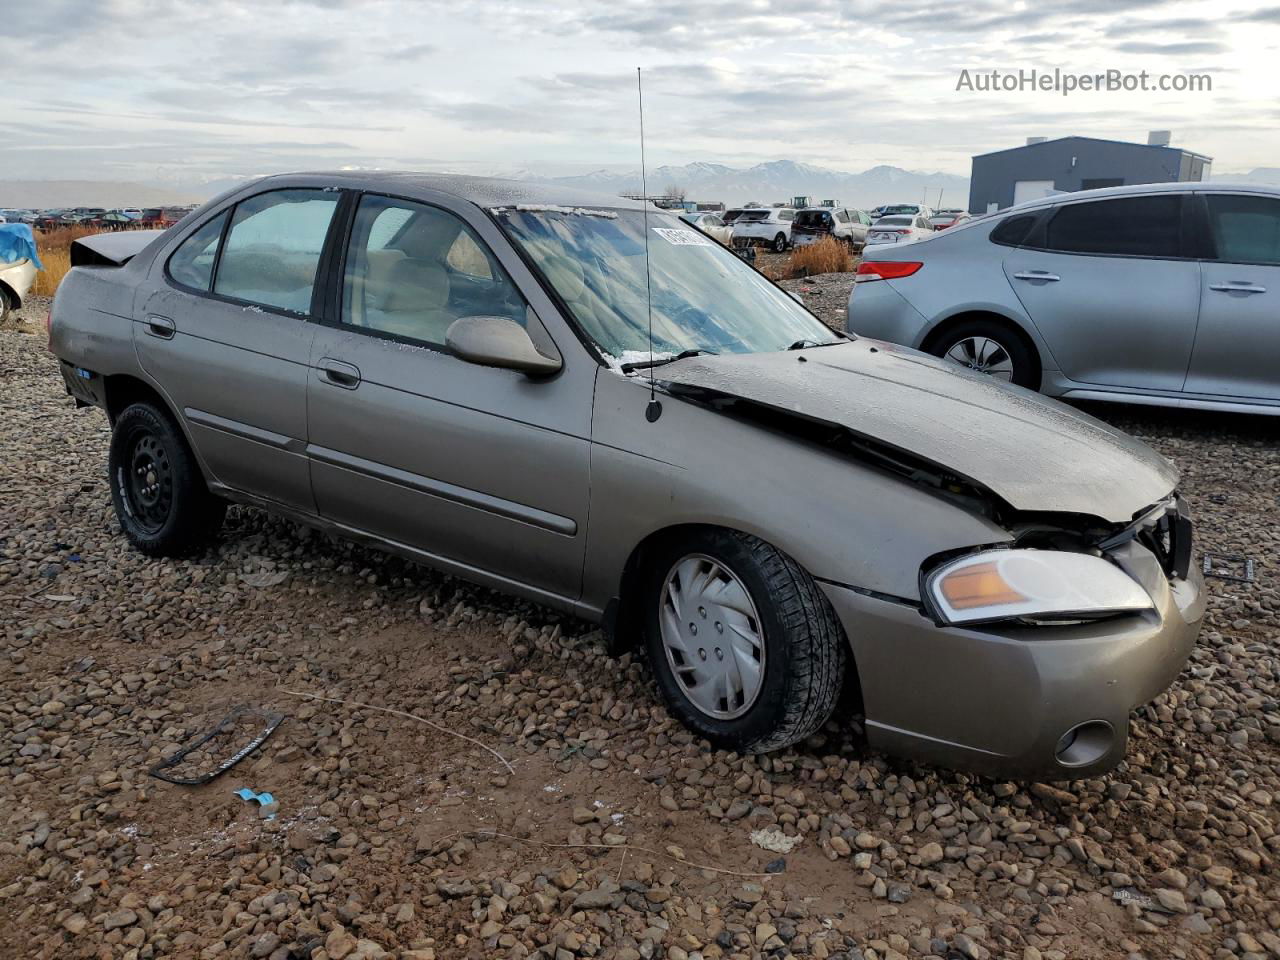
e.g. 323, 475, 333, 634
446, 316, 562, 376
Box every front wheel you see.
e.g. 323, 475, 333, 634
929, 320, 1039, 389
643, 529, 846, 753
772, 233, 788, 253
108, 402, 226, 556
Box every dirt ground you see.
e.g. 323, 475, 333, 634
2, 300, 1278, 960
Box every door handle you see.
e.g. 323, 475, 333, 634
145, 315, 176, 339
1012, 271, 1060, 282
1209, 282, 1266, 295
319, 358, 361, 389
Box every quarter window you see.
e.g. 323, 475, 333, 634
167, 212, 227, 291
1042, 195, 1182, 258
1206, 194, 1280, 265
342, 195, 527, 346
213, 190, 339, 314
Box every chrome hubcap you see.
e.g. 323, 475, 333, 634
944, 336, 1015, 381
659, 554, 765, 720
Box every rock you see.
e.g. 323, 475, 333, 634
62, 913, 88, 935
917, 842, 944, 866
326, 927, 358, 960
1155, 889, 1188, 914
251, 932, 281, 957
103, 909, 137, 931
572, 889, 619, 910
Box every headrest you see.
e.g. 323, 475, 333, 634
383, 259, 449, 311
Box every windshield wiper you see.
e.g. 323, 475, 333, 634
620, 349, 715, 373
787, 338, 845, 350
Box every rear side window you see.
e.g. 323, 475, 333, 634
1042, 195, 1182, 258
213, 190, 339, 314
1206, 194, 1280, 265
990, 214, 1036, 247
167, 212, 227, 291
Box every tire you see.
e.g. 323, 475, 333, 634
928, 319, 1040, 390
0, 288, 11, 324
642, 529, 846, 753
108, 402, 225, 556
772, 233, 787, 253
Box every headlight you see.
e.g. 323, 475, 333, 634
925, 549, 1153, 626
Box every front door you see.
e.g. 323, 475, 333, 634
136, 188, 341, 511
305, 192, 593, 605
1003, 193, 1200, 392
1185, 192, 1280, 401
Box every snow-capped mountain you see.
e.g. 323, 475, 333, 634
525, 159, 970, 208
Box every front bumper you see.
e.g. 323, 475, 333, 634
820, 540, 1204, 780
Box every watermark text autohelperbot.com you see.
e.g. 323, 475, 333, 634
956, 68, 1212, 96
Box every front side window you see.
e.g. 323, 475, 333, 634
495, 209, 839, 360
213, 190, 338, 313
167, 212, 227, 291
1042, 195, 1182, 258
342, 195, 526, 346
1206, 194, 1280, 265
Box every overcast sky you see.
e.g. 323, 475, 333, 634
2, 0, 1277, 186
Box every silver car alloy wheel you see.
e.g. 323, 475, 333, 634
659, 553, 766, 720
944, 336, 1016, 381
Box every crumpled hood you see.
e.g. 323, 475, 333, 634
657, 339, 1178, 524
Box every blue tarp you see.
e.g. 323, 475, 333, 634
0, 224, 43, 270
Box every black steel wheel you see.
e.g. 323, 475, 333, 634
108, 402, 225, 556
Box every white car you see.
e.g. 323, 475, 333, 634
731, 208, 796, 252
678, 211, 732, 245
865, 214, 935, 247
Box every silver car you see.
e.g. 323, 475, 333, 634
50, 173, 1203, 779
850, 182, 1280, 412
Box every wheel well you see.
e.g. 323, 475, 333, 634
103, 374, 172, 426
919, 311, 1042, 387
604, 522, 864, 715
0, 279, 18, 311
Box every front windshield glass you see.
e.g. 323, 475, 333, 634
494, 208, 840, 360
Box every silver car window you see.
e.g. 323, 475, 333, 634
342, 195, 526, 346
167, 212, 227, 292
213, 190, 338, 314
1206, 194, 1280, 265
495, 210, 839, 359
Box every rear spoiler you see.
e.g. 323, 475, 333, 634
70, 230, 165, 268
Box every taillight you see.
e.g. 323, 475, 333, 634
856, 261, 923, 281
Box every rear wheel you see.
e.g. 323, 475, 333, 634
929, 319, 1039, 389
643, 529, 846, 753
772, 233, 788, 253
108, 403, 225, 556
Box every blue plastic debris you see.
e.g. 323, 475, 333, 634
234, 787, 277, 819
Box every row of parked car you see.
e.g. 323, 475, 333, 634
679, 203, 971, 253
0, 207, 196, 230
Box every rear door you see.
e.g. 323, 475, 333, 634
1185, 192, 1280, 400
137, 188, 341, 511
305, 191, 593, 604
1002, 194, 1200, 391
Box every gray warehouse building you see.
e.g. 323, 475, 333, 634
968, 133, 1212, 214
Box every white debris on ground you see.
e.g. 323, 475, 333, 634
749, 826, 804, 854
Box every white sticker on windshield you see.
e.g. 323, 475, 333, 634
652, 227, 714, 247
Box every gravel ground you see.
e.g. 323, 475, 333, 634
2, 322, 1279, 960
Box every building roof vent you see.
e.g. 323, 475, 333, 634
1148, 130, 1172, 147
1026, 136, 1047, 145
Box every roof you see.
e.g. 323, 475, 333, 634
251, 171, 652, 212
973, 135, 1212, 163
1003, 179, 1280, 212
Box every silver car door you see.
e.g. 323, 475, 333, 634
136, 188, 340, 511
1002, 194, 1200, 392
305, 192, 593, 605
1185, 192, 1280, 401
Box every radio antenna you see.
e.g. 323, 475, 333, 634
637, 67, 661, 423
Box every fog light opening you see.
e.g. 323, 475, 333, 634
1054, 720, 1114, 768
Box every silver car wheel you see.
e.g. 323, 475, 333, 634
659, 553, 766, 720
944, 336, 1016, 381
